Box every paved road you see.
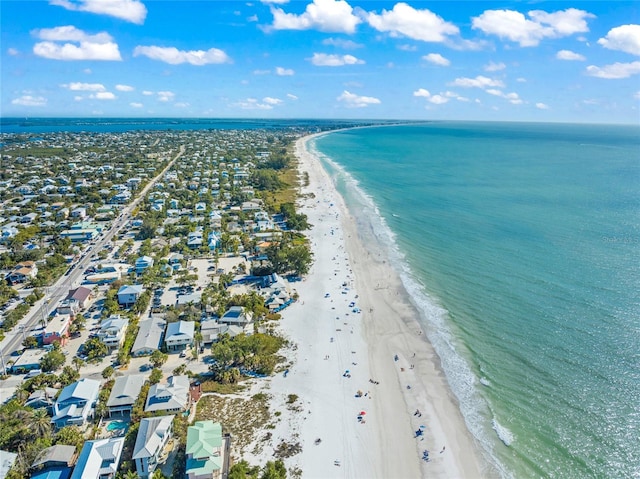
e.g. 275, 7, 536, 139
0, 144, 185, 374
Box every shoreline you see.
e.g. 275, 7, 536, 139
256, 130, 491, 478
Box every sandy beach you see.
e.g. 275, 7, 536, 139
247, 132, 490, 478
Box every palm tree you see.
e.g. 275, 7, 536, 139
30, 408, 52, 439
72, 357, 85, 372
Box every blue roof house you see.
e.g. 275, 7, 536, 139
117, 284, 144, 308
51, 378, 100, 429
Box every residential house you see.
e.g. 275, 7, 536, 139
200, 321, 230, 345
20, 212, 37, 224
5, 261, 38, 285
31, 444, 77, 477
42, 314, 72, 346
70, 437, 124, 479
145, 375, 191, 414
52, 378, 100, 428
117, 284, 144, 307
187, 231, 203, 249
106, 374, 146, 416
164, 321, 194, 352
185, 421, 224, 479
131, 317, 166, 356
219, 306, 253, 327
0, 225, 18, 243
70, 207, 86, 219
25, 387, 59, 413
208, 231, 220, 251
135, 255, 154, 274
132, 415, 174, 478
56, 207, 69, 219
98, 315, 129, 350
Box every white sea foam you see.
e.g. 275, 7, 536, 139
310, 139, 512, 478
480, 377, 492, 387
492, 418, 514, 447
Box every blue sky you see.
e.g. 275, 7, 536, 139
1, 0, 639, 123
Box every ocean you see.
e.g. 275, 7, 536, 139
311, 122, 640, 479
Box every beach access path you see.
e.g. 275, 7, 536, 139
253, 133, 489, 478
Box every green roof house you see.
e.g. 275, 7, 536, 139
185, 421, 223, 479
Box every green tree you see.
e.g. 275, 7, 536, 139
22, 335, 38, 349
72, 356, 85, 372
261, 460, 287, 479
55, 425, 85, 451
102, 366, 115, 379
149, 350, 168, 368
58, 365, 79, 386
229, 460, 260, 479
40, 349, 65, 372
84, 337, 108, 360
149, 368, 163, 385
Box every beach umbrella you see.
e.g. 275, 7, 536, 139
359, 411, 366, 415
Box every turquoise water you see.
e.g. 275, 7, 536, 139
106, 420, 128, 431
312, 122, 640, 479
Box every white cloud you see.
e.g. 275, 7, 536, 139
287, 93, 298, 100
422, 53, 450, 66
270, 0, 360, 34
89, 91, 116, 100
275, 66, 295, 76
634, 91, 640, 100
397, 44, 417, 51
115, 84, 134, 91
485, 89, 523, 104
413, 88, 450, 104
536, 102, 550, 109
157, 91, 175, 102
263, 97, 283, 105
7, 48, 19, 56
130, 102, 143, 108
598, 24, 640, 56
261, 0, 289, 3
365, 3, 458, 42
472, 8, 594, 47
62, 82, 106, 91
516, 77, 527, 82
428, 95, 449, 104
133, 45, 231, 65
484, 61, 506, 71
83, 68, 91, 74
322, 37, 363, 49
310, 53, 364, 66
248, 14, 258, 22
32, 26, 121, 61
11, 95, 47, 106
337, 90, 380, 108
74, 96, 83, 101
586, 61, 640, 79
444, 91, 469, 102
450, 75, 505, 89
142, 90, 153, 95
175, 102, 189, 108
50, 0, 147, 24
133, 45, 231, 66
236, 98, 274, 110
556, 49, 585, 61
253, 69, 271, 75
